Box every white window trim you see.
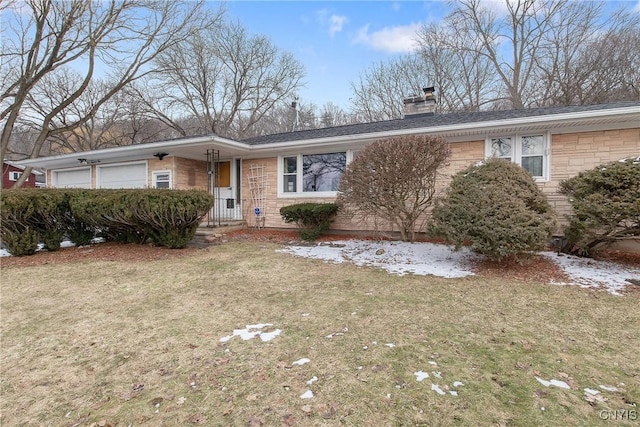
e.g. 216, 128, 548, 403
277, 150, 356, 198
9, 171, 21, 181
484, 131, 550, 182
96, 160, 148, 189
52, 166, 92, 188
152, 170, 173, 189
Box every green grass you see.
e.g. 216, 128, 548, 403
1, 241, 638, 426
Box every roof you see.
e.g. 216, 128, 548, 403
3, 160, 44, 174
242, 101, 640, 145
16, 101, 640, 169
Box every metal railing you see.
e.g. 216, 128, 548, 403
207, 198, 245, 227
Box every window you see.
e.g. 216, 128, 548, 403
153, 170, 172, 189
215, 161, 231, 187
283, 156, 297, 193
487, 133, 549, 180
279, 152, 347, 196
9, 171, 21, 181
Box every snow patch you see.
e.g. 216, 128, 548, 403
542, 252, 640, 295
536, 377, 571, 389
300, 390, 314, 399
453, 381, 464, 387
278, 240, 636, 294
599, 384, 619, 392
219, 324, 280, 343
278, 240, 479, 278
584, 388, 600, 395
0, 238, 105, 257
431, 384, 446, 395
292, 358, 310, 366
414, 371, 429, 381
306, 376, 318, 385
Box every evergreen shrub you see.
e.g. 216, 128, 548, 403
280, 203, 339, 240
430, 158, 556, 261
559, 156, 640, 255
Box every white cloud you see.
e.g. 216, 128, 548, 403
353, 23, 422, 53
315, 9, 349, 37
329, 14, 348, 37
633, 0, 640, 14
392, 2, 402, 12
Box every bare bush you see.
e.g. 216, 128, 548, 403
337, 135, 450, 242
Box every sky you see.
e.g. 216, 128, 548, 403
222, 0, 640, 111
223, 1, 451, 110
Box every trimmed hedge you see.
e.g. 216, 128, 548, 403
280, 203, 339, 241
430, 158, 556, 261
0, 188, 214, 255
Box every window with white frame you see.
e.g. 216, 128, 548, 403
487, 133, 549, 180
9, 171, 21, 181
152, 170, 172, 189
280, 152, 348, 195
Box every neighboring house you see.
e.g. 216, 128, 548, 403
18, 100, 640, 232
2, 161, 44, 189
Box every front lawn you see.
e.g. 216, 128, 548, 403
1, 241, 638, 426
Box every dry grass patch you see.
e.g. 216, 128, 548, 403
1, 241, 638, 426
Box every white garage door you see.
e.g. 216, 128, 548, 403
54, 168, 91, 188
98, 163, 147, 188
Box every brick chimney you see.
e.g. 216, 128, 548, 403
403, 86, 436, 118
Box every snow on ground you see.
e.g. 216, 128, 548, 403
278, 240, 479, 278
279, 240, 639, 295
541, 251, 640, 296
0, 238, 102, 257
219, 323, 281, 343
4, 237, 637, 295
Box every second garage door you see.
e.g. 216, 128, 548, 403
97, 162, 147, 188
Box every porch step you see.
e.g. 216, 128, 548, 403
188, 223, 245, 248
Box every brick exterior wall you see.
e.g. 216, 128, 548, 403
42, 127, 639, 234
542, 128, 640, 219
149, 157, 209, 190
241, 140, 486, 231
240, 129, 639, 233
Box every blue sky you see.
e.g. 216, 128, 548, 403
222, 1, 452, 109
222, 0, 640, 110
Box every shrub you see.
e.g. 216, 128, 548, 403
128, 189, 214, 248
64, 189, 97, 246
337, 135, 450, 242
0, 190, 40, 256
280, 203, 339, 241
1, 188, 214, 255
430, 158, 556, 261
559, 156, 640, 255
70, 190, 148, 243
31, 189, 67, 251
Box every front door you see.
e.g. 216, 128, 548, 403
213, 160, 242, 221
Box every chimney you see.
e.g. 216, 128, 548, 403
403, 86, 436, 118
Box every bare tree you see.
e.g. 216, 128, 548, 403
349, 55, 430, 122
1, 0, 210, 188
145, 19, 305, 139
318, 102, 353, 128
417, 22, 497, 112
538, 5, 640, 105
445, 0, 569, 109
352, 0, 638, 119
337, 135, 450, 242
